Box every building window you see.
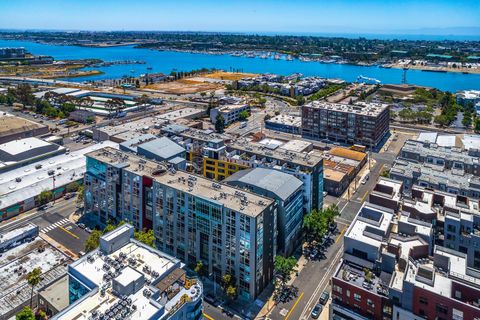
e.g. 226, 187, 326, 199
436, 303, 448, 314
354, 293, 361, 302
367, 299, 374, 307
455, 290, 462, 299
346, 289, 350, 298
383, 305, 392, 315
419, 296, 428, 305
333, 285, 342, 294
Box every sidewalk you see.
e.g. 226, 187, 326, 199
256, 254, 308, 319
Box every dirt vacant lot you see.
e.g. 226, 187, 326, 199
145, 78, 224, 94
203, 71, 257, 81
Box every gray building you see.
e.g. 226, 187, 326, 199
390, 139, 480, 198
225, 168, 304, 256
85, 147, 277, 300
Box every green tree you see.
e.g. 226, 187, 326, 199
27, 267, 42, 308
38, 190, 53, 205
85, 230, 102, 252
238, 110, 249, 121
462, 111, 472, 128
475, 118, 480, 132
134, 229, 156, 247
76, 185, 84, 203
15, 84, 35, 106
274, 256, 298, 287
16, 307, 35, 320
194, 261, 206, 276
66, 181, 80, 193
221, 274, 237, 300
303, 209, 328, 243
215, 113, 225, 133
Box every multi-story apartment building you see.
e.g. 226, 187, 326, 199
84, 147, 277, 300
223, 139, 324, 212
225, 168, 304, 256
390, 139, 480, 198
301, 101, 389, 147
53, 224, 203, 320
331, 177, 480, 320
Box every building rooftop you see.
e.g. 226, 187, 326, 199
265, 114, 302, 127
227, 138, 323, 169
54, 224, 202, 320
157, 107, 204, 121
0, 137, 62, 163
0, 141, 118, 211
138, 137, 185, 160
87, 147, 275, 217
225, 167, 303, 201
345, 202, 394, 249
0, 237, 71, 316
119, 134, 157, 153
329, 147, 367, 162
0, 112, 47, 138
303, 101, 389, 117
279, 139, 313, 153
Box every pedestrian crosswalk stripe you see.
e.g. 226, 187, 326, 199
40, 218, 70, 233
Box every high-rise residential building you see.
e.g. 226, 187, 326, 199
53, 224, 203, 320
225, 167, 304, 256
301, 101, 389, 147
84, 147, 277, 300
223, 138, 324, 213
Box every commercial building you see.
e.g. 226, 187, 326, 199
84, 147, 277, 300
38, 276, 70, 317
52, 224, 203, 320
225, 168, 304, 256
390, 139, 480, 198
457, 90, 480, 106
0, 137, 66, 173
0, 141, 118, 220
68, 109, 96, 123
0, 235, 71, 320
224, 138, 324, 212
322, 147, 367, 196
210, 104, 249, 125
301, 101, 390, 147
264, 114, 302, 134
0, 112, 49, 144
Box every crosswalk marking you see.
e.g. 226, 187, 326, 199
40, 218, 70, 233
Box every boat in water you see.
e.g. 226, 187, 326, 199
357, 75, 381, 84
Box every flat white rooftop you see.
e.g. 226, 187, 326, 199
0, 141, 118, 210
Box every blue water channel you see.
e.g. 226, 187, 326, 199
1, 39, 479, 92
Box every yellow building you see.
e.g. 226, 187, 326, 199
203, 158, 248, 181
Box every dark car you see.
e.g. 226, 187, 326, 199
311, 304, 323, 319
319, 291, 330, 305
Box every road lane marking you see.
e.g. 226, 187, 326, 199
299, 245, 344, 319
336, 225, 348, 243
360, 190, 369, 203
59, 226, 79, 239
285, 291, 304, 320
203, 313, 215, 320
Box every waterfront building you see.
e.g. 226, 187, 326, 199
301, 101, 390, 148
52, 224, 203, 320
225, 168, 304, 256
0, 47, 26, 59
84, 147, 277, 300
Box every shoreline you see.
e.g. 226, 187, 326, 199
387, 64, 480, 74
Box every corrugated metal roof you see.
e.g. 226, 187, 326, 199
225, 167, 302, 201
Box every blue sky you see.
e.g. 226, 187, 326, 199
1, 0, 479, 35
